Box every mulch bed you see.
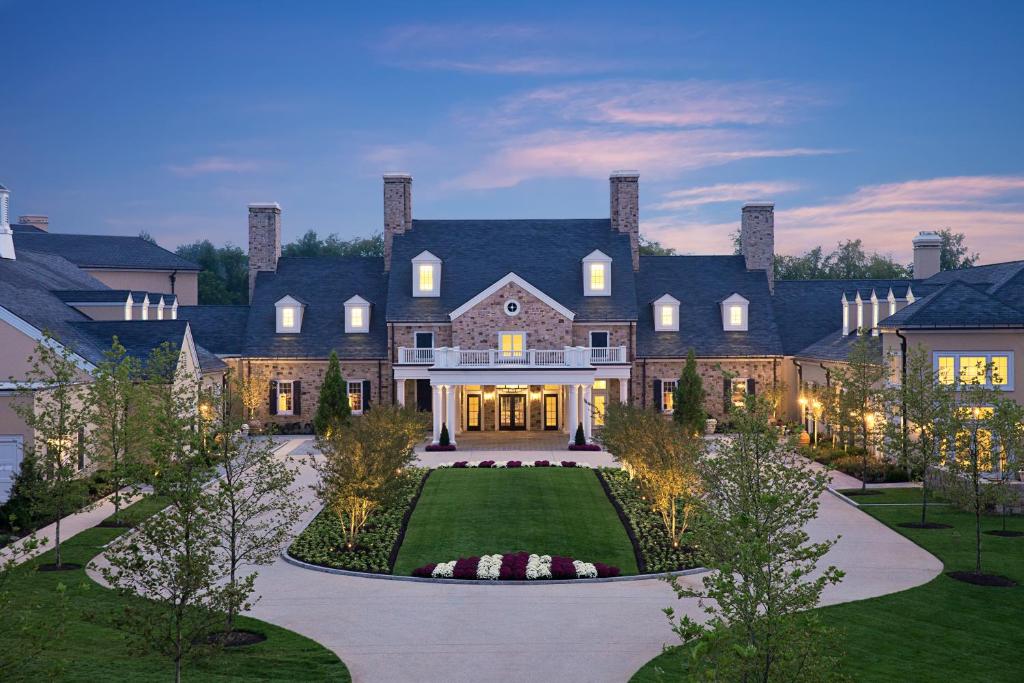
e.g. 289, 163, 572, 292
207, 630, 268, 648
898, 522, 953, 530
36, 562, 83, 572
946, 571, 1018, 587
984, 530, 1024, 538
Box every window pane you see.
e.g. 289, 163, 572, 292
278, 382, 293, 413
730, 305, 743, 326
282, 307, 295, 328
501, 333, 524, 357
663, 381, 675, 412
350, 307, 363, 328
992, 356, 1009, 385
660, 305, 673, 327
594, 394, 606, 426
937, 356, 955, 384
590, 331, 609, 348
959, 356, 986, 384
731, 378, 747, 407
418, 264, 433, 291
593, 379, 607, 390
415, 332, 433, 348
590, 263, 605, 290
348, 382, 362, 412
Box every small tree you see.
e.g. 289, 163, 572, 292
673, 349, 705, 435
313, 351, 350, 436
574, 422, 585, 446
665, 397, 844, 682
601, 403, 703, 547
882, 345, 951, 527
236, 364, 269, 426
209, 382, 306, 634
12, 335, 92, 568
315, 406, 425, 549
831, 333, 886, 490
439, 422, 451, 447
86, 338, 143, 526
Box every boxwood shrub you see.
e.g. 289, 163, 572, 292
599, 468, 696, 573
289, 468, 427, 574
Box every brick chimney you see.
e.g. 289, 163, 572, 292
248, 203, 281, 301
383, 173, 412, 272
18, 215, 48, 232
0, 184, 15, 260
912, 231, 942, 280
740, 202, 775, 292
610, 171, 639, 271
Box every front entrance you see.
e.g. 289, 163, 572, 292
465, 393, 482, 431
543, 393, 559, 430
499, 394, 527, 430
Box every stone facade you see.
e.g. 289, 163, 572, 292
633, 358, 779, 420
383, 174, 412, 272
391, 323, 453, 356
451, 282, 572, 350
609, 172, 640, 271
571, 322, 633, 354
248, 204, 281, 299
740, 203, 774, 292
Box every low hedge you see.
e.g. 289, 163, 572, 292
288, 468, 428, 574
798, 445, 912, 483
598, 468, 696, 574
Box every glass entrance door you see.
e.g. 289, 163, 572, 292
465, 394, 481, 431
499, 394, 526, 430
543, 394, 558, 430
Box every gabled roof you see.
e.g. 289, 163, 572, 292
177, 305, 250, 356
52, 289, 131, 304
13, 232, 200, 271
636, 255, 782, 357
70, 320, 225, 373
721, 292, 749, 305
879, 281, 1024, 330
449, 272, 575, 321
244, 257, 388, 359
795, 329, 883, 363
386, 219, 637, 322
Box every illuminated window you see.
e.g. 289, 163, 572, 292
959, 356, 986, 385
500, 332, 525, 358
653, 294, 680, 331
937, 356, 955, 384
412, 251, 441, 297
730, 378, 749, 408
721, 293, 749, 331
350, 307, 363, 328
729, 305, 743, 326
992, 356, 1009, 386
590, 263, 605, 290
593, 379, 607, 390
281, 307, 295, 329
593, 393, 606, 426
418, 264, 434, 292
347, 381, 364, 414
933, 352, 1014, 389
662, 380, 676, 413
582, 249, 612, 296
344, 295, 370, 333
277, 381, 294, 415
661, 305, 673, 327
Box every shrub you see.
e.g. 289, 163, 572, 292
313, 350, 350, 436
574, 423, 586, 446
439, 423, 451, 447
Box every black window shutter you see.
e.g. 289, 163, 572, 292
293, 380, 302, 415
269, 380, 278, 415
747, 378, 757, 395
653, 379, 662, 411
363, 380, 372, 410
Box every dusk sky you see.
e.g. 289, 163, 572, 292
3, 1, 1023, 262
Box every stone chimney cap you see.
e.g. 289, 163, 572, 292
383, 173, 412, 180
610, 170, 640, 178
912, 230, 943, 246
248, 202, 281, 210
742, 201, 775, 209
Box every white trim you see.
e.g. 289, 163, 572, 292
347, 379, 365, 415
413, 251, 441, 298
275, 295, 304, 334
449, 272, 575, 321
276, 379, 296, 415
582, 249, 612, 297
589, 330, 610, 348
721, 293, 749, 332
932, 351, 1015, 390
653, 293, 680, 332
0, 305, 96, 372
427, 368, 596, 385
344, 295, 370, 333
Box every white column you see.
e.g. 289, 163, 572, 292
567, 383, 579, 444
446, 384, 457, 445
583, 384, 593, 442
397, 379, 406, 407
619, 378, 628, 404
431, 384, 442, 444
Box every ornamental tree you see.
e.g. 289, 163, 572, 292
830, 333, 886, 489
314, 406, 425, 549
673, 349, 705, 435
235, 364, 269, 426
665, 396, 844, 682
313, 351, 350, 436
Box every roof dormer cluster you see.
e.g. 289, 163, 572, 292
841, 285, 915, 335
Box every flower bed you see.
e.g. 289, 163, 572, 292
425, 444, 457, 452
288, 468, 428, 574
437, 460, 591, 469
411, 552, 620, 580
568, 443, 602, 451
598, 468, 696, 574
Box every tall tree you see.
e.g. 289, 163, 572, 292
282, 231, 384, 258
673, 350, 706, 435
175, 241, 249, 305
313, 351, 350, 436
12, 335, 92, 568
937, 228, 979, 271
775, 239, 911, 280
831, 333, 887, 490
638, 236, 677, 256
665, 397, 844, 682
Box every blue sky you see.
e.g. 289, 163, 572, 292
3, 0, 1023, 261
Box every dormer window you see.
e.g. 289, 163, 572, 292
275, 295, 305, 334
653, 294, 680, 332
721, 293, 749, 331
156, 297, 166, 320
582, 249, 612, 296
412, 250, 441, 297
124, 294, 133, 321
170, 301, 178, 320
344, 295, 370, 333
841, 294, 850, 335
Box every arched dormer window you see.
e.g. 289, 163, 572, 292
582, 249, 612, 296
412, 250, 441, 297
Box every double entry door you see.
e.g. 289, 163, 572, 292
498, 394, 526, 430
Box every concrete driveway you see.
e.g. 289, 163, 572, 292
246, 438, 942, 683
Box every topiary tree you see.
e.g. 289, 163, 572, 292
439, 423, 450, 447
574, 423, 586, 446
673, 349, 706, 435
313, 351, 350, 437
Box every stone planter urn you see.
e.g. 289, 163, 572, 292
798, 430, 811, 446
704, 418, 717, 435
246, 420, 263, 434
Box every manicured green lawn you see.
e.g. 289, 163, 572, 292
632, 488, 1023, 682
5, 495, 350, 682
393, 468, 639, 575
838, 487, 949, 505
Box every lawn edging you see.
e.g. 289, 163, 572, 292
280, 546, 707, 585
827, 487, 862, 508
386, 468, 432, 570
594, 469, 647, 573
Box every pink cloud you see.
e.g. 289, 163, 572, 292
166, 156, 268, 177
650, 181, 801, 210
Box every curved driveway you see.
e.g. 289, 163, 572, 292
245, 438, 942, 683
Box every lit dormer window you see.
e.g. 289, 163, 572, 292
653, 293, 680, 332
275, 295, 305, 334
344, 295, 370, 333
124, 294, 133, 321
412, 250, 441, 297
582, 249, 612, 296
156, 297, 165, 320
721, 293, 749, 331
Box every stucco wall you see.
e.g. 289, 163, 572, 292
451, 282, 572, 350
85, 269, 199, 306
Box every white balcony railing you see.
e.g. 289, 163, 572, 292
397, 345, 627, 368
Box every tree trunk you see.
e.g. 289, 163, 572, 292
920, 474, 929, 527
974, 463, 982, 574
54, 509, 62, 567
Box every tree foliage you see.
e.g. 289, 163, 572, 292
936, 228, 979, 272
175, 241, 249, 305
775, 239, 910, 280
314, 407, 425, 549
281, 230, 384, 258
830, 333, 886, 489
673, 350, 706, 435
638, 236, 677, 256
313, 351, 350, 436
665, 397, 844, 682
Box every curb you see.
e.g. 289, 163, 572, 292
827, 487, 862, 508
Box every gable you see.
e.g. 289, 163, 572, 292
449, 273, 575, 321
450, 280, 574, 350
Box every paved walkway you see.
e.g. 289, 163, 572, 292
414, 431, 619, 468
244, 439, 941, 683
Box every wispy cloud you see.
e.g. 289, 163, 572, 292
650, 181, 802, 210
166, 156, 269, 177
642, 175, 1024, 260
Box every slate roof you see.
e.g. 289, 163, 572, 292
13, 232, 200, 271
244, 257, 388, 359
795, 329, 883, 362
11, 223, 45, 233
178, 305, 249, 355
635, 255, 783, 357
71, 320, 227, 372
879, 281, 1024, 329
53, 289, 131, 303
386, 220, 638, 323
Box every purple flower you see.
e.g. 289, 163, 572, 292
479, 460, 495, 468
550, 556, 577, 579
534, 460, 550, 467
412, 563, 437, 578
595, 563, 620, 578
561, 461, 576, 468
453, 461, 469, 468
507, 460, 522, 468
453, 556, 481, 579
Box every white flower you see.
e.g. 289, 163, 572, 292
477, 554, 502, 580
432, 561, 456, 578
573, 560, 597, 578
525, 553, 552, 580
